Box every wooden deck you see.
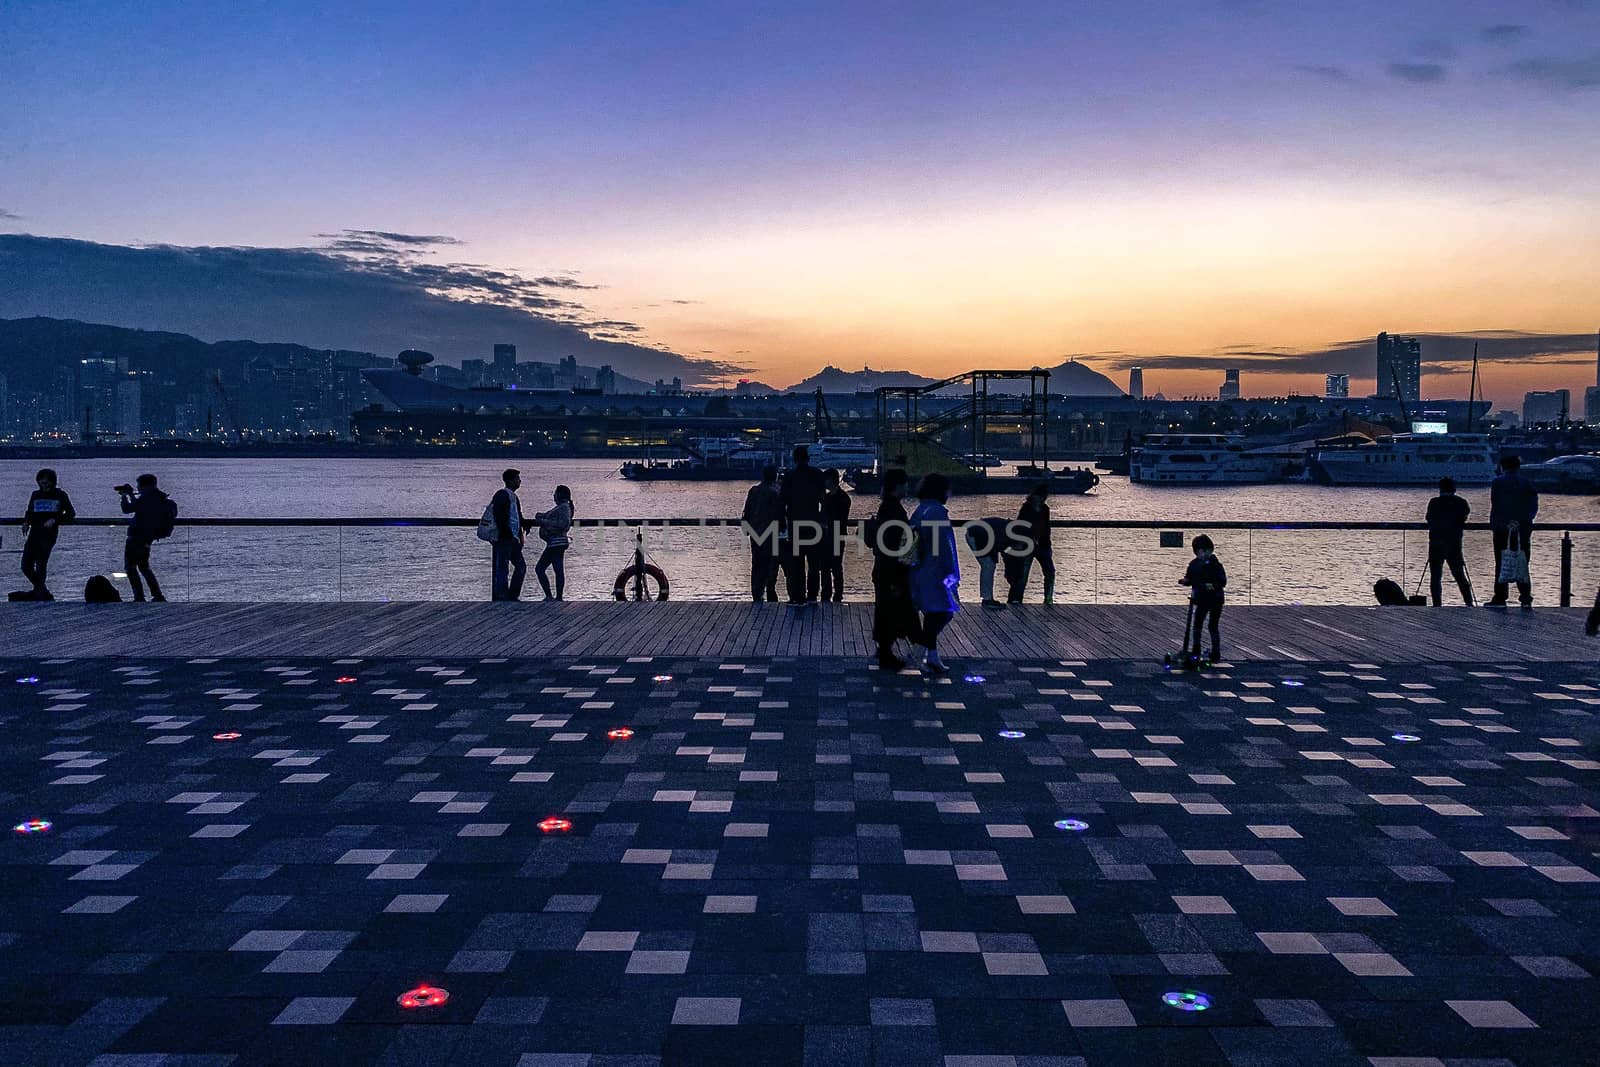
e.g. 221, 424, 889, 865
1, 602, 1592, 661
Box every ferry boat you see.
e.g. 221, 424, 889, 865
1514, 452, 1600, 494
1309, 432, 1497, 486
805, 436, 877, 470
1129, 434, 1286, 485
619, 437, 780, 481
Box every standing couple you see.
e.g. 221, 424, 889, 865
484, 469, 574, 601
868, 470, 961, 675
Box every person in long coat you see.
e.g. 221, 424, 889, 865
908, 473, 960, 675
868, 468, 918, 670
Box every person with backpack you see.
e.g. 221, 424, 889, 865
964, 515, 1012, 607
480, 468, 526, 602
741, 464, 783, 602
117, 474, 175, 602
532, 484, 574, 601
1178, 533, 1227, 662
1425, 476, 1473, 606
820, 469, 851, 602
20, 468, 75, 600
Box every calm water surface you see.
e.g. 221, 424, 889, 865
4, 457, 1597, 605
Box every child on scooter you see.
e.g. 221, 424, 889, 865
1179, 534, 1227, 663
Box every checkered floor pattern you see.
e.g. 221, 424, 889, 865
3, 655, 1598, 1066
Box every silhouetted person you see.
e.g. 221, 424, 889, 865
779, 445, 827, 604
118, 474, 174, 602
965, 516, 1011, 607
1007, 483, 1055, 604
1487, 454, 1538, 607
489, 468, 526, 601
910, 473, 960, 674
821, 468, 851, 602
21, 468, 74, 600
84, 575, 121, 603
869, 468, 917, 670
533, 484, 573, 600
742, 464, 783, 602
1425, 476, 1472, 606
1178, 533, 1226, 662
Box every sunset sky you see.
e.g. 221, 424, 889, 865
4, 0, 1598, 402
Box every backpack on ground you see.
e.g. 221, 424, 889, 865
84, 575, 122, 603
151, 497, 178, 540
476, 502, 498, 543
1373, 578, 1411, 606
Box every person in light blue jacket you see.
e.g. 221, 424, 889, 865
909, 472, 960, 674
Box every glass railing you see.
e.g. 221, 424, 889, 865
5, 518, 1597, 606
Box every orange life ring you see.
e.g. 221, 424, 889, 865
613, 563, 670, 601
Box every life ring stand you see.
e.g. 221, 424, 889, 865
613, 563, 670, 601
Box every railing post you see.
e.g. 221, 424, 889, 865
1561, 530, 1572, 608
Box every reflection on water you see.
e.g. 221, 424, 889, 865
3, 457, 1597, 604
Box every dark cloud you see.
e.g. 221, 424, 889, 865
1410, 39, 1458, 61
1295, 64, 1353, 82
0, 233, 747, 384
1482, 24, 1532, 44
1387, 62, 1448, 83
1501, 53, 1600, 90
1100, 332, 1599, 376
0, 208, 20, 220
315, 229, 463, 247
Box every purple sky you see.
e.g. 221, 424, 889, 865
3, 0, 1597, 399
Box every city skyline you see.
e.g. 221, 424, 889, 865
4, 1, 1599, 404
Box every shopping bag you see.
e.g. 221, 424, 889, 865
1497, 548, 1529, 585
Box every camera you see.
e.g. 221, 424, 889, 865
114, 484, 134, 494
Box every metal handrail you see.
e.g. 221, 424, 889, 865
8, 517, 1599, 531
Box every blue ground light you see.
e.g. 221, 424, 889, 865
1392, 733, 1422, 742
1162, 990, 1212, 1012
964, 674, 986, 683
14, 676, 38, 684
998, 730, 1025, 739
1282, 679, 1304, 687
1054, 818, 1089, 831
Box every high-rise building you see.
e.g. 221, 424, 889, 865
492, 343, 516, 384
596, 365, 617, 394
1376, 332, 1422, 403
116, 376, 142, 441
1219, 368, 1241, 402
1585, 330, 1600, 425
77, 357, 118, 437
1128, 366, 1144, 400
1325, 373, 1349, 399
1523, 389, 1570, 427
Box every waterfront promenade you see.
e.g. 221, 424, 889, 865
3, 603, 1596, 1066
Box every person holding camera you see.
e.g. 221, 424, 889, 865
117, 474, 176, 601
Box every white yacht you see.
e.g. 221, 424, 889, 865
805, 436, 877, 470
1129, 434, 1285, 484
1310, 432, 1496, 486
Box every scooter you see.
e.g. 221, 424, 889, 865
1162, 599, 1206, 672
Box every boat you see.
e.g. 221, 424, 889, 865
1129, 434, 1286, 484
963, 452, 1003, 469
1309, 432, 1497, 486
619, 437, 780, 481
805, 436, 877, 470
1520, 453, 1600, 494
851, 466, 1098, 496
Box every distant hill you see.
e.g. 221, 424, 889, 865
785, 359, 1122, 396
786, 366, 938, 392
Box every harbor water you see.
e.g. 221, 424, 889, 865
4, 457, 1598, 605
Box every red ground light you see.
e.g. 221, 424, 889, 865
607, 727, 634, 740
396, 985, 449, 1009
335, 676, 358, 684
537, 817, 573, 834
12, 819, 52, 834
212, 731, 242, 741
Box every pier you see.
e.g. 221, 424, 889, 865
3, 602, 1596, 1066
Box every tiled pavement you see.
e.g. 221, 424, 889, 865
2, 654, 1598, 1066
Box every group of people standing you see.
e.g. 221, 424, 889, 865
1423, 455, 1539, 608
484, 468, 573, 602
15, 468, 175, 602
740, 445, 853, 604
